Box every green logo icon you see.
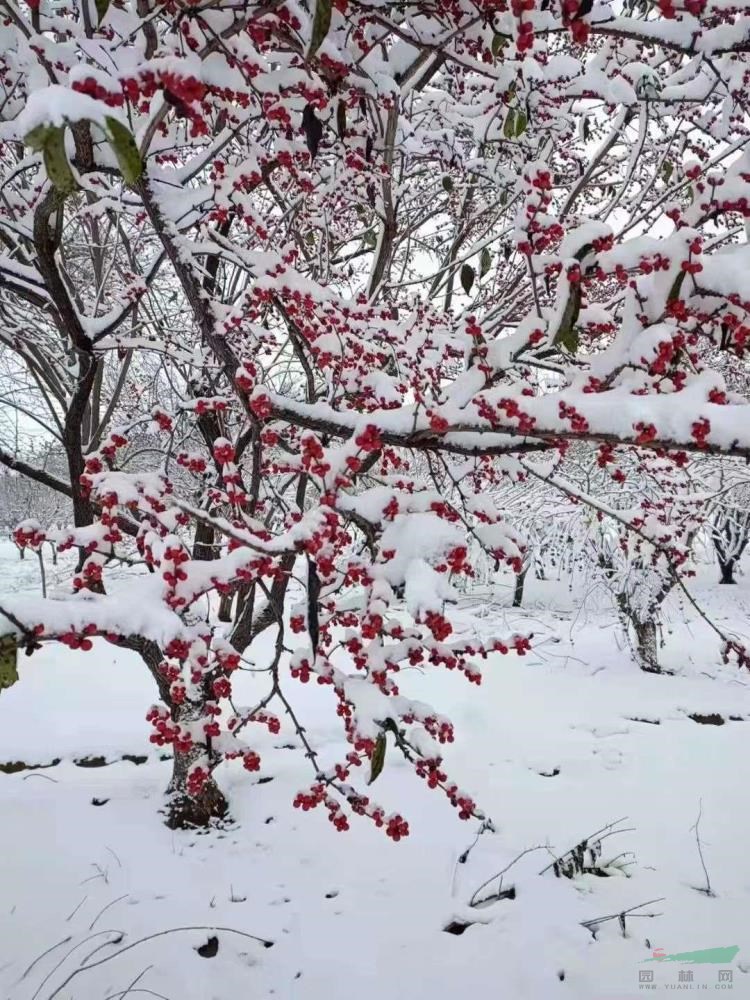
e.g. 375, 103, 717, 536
644, 946, 739, 964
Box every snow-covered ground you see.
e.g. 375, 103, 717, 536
2, 544, 750, 1000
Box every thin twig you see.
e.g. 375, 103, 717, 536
17, 937, 72, 984
64, 897, 87, 922
469, 845, 547, 908
104, 984, 169, 1000
89, 895, 129, 931
45, 926, 273, 1000
581, 897, 666, 936
110, 965, 153, 1000
539, 817, 629, 875
30, 930, 122, 1000
103, 989, 172, 1000
105, 846, 123, 870
690, 799, 715, 896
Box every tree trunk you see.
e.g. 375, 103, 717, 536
125, 637, 229, 829
165, 704, 228, 829
217, 591, 234, 622
166, 759, 228, 830
711, 510, 749, 586
512, 566, 528, 607
193, 520, 216, 560
633, 618, 660, 673
64, 357, 99, 577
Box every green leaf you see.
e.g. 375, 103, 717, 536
492, 33, 507, 57
363, 228, 377, 247
553, 249, 586, 352
308, 0, 332, 59
667, 270, 686, 304
480, 246, 492, 277
0, 634, 18, 693
26, 124, 76, 194
503, 109, 516, 139
44, 127, 77, 195
442, 175, 454, 193
24, 124, 56, 153
368, 731, 387, 785
515, 111, 528, 137
105, 117, 142, 185
558, 325, 579, 355
661, 159, 673, 183
460, 263, 475, 296
94, 0, 110, 22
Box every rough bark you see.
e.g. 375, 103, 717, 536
633, 618, 660, 674
217, 591, 234, 622
166, 701, 228, 829
63, 355, 98, 531
166, 746, 228, 830
512, 566, 528, 608
122, 637, 229, 828
32, 186, 98, 534
193, 520, 217, 561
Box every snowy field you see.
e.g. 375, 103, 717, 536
2, 542, 750, 1000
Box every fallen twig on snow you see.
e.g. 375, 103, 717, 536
44, 925, 274, 1000
690, 799, 716, 897
539, 816, 635, 879
469, 845, 548, 908
580, 897, 666, 939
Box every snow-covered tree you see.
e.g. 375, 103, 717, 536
2, 0, 750, 827
710, 500, 750, 584
703, 464, 750, 584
